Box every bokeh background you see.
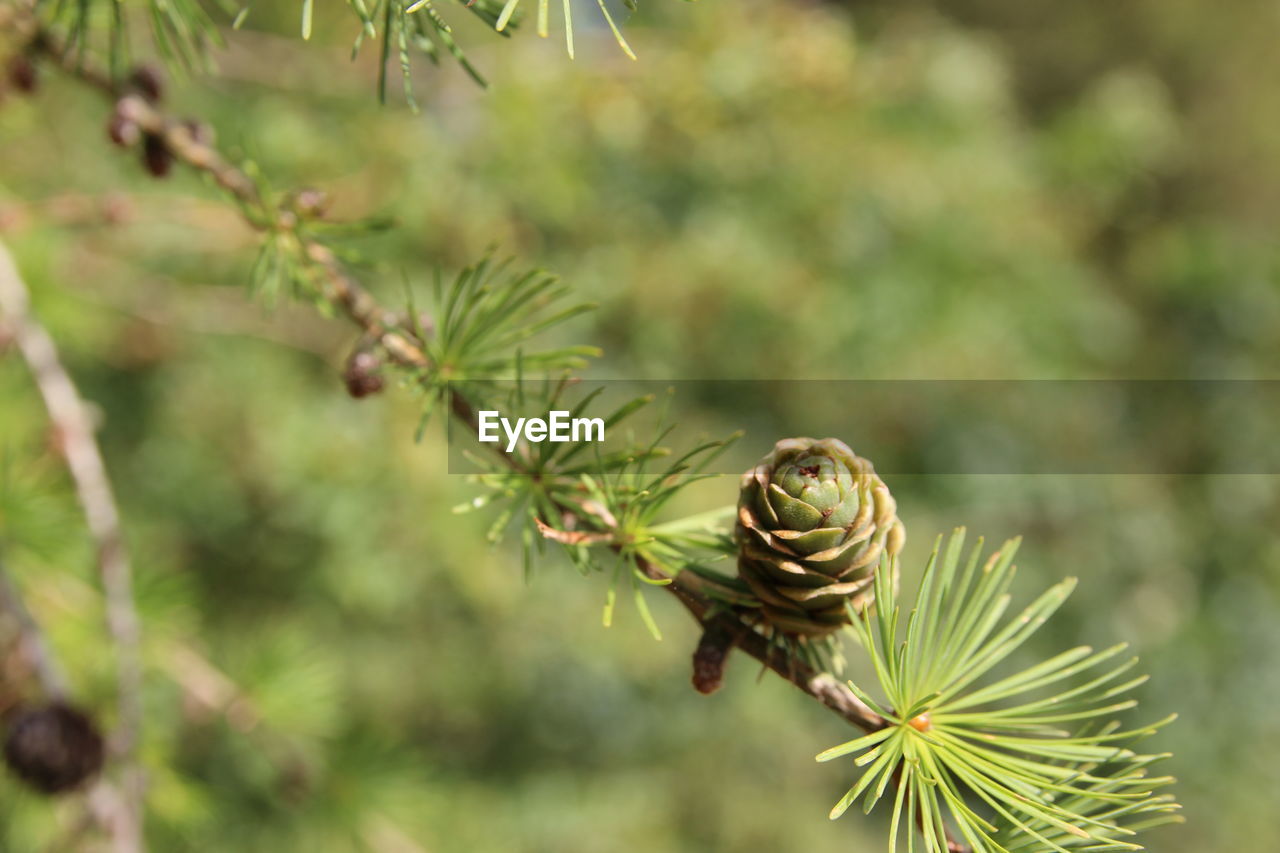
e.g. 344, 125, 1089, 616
2, 0, 1280, 849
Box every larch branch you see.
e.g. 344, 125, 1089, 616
18, 22, 890, 740
6, 23, 968, 851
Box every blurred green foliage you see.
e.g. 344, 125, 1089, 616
2, 0, 1279, 850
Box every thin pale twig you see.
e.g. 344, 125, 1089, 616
0, 239, 145, 853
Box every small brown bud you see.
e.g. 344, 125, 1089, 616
293, 188, 329, 219
141, 133, 173, 178
7, 55, 37, 93
107, 107, 141, 147
692, 622, 737, 695
181, 118, 213, 147
343, 350, 384, 399
129, 64, 164, 102
3, 702, 105, 795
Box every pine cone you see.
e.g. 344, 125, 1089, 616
2, 702, 105, 795
735, 438, 904, 637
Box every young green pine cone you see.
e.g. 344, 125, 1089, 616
735, 438, 904, 637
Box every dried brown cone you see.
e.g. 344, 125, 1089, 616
343, 350, 384, 399
2, 702, 105, 795
735, 438, 904, 637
